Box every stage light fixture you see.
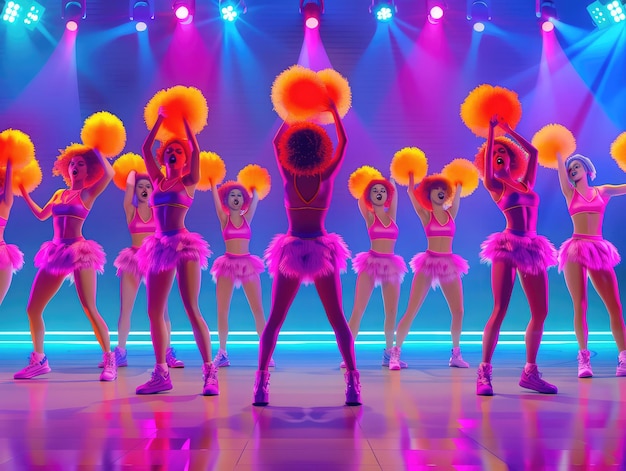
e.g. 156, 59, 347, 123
62, 1, 86, 31
300, 0, 323, 29
23, 1, 45, 30
219, 0, 246, 22
172, 0, 194, 24
536, 0, 557, 32
3, 1, 44, 29
370, 0, 397, 22
427, 0, 447, 24
467, 0, 491, 32
130, 0, 154, 31
2, 1, 22, 25
587, 0, 626, 29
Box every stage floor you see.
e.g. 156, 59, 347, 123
0, 342, 624, 470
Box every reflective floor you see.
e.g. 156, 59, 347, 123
0, 342, 625, 470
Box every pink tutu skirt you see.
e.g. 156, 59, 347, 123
352, 250, 407, 286
264, 232, 351, 285
480, 230, 557, 275
114, 246, 143, 279
409, 250, 469, 289
210, 253, 265, 288
34, 238, 106, 277
558, 235, 620, 272
0, 242, 24, 273
137, 230, 211, 274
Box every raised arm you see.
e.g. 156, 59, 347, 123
272, 121, 289, 179
388, 178, 398, 220
482, 116, 501, 193
1, 159, 13, 208
357, 196, 374, 227
325, 102, 347, 177
122, 170, 137, 224
407, 172, 429, 226
244, 189, 260, 223
83, 149, 113, 205
211, 181, 228, 228
599, 183, 626, 197
19, 186, 60, 221
181, 118, 200, 187
143, 114, 166, 181
499, 120, 538, 187
448, 183, 462, 219
556, 152, 574, 200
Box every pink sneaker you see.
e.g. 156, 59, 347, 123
202, 363, 219, 396
136, 367, 173, 394
253, 370, 270, 406
388, 346, 402, 371
476, 363, 493, 396
344, 370, 362, 405
449, 347, 469, 368
383, 348, 407, 368
98, 346, 127, 368
578, 349, 593, 378
14, 352, 51, 379
616, 351, 626, 377
99, 351, 117, 382
166, 347, 185, 368
519, 365, 558, 394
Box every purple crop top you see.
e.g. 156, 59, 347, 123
569, 188, 607, 216
284, 174, 333, 211
424, 211, 455, 238
128, 209, 156, 234
495, 183, 539, 212
151, 177, 193, 209
52, 190, 89, 219
368, 214, 398, 241
223, 216, 251, 241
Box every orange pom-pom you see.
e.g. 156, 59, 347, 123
271, 65, 328, 122
80, 111, 127, 158
0, 129, 35, 170
198, 151, 226, 191
610, 132, 626, 172
144, 86, 208, 141
315, 69, 352, 125
12, 158, 43, 195
390, 147, 428, 186
237, 164, 271, 200
348, 166, 383, 199
112, 153, 148, 190
531, 124, 576, 169
441, 158, 480, 197
460, 84, 522, 138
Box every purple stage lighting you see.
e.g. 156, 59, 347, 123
301, 0, 323, 30
61, 0, 85, 30
172, 0, 194, 24
427, 1, 446, 24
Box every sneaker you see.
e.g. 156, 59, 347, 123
577, 349, 593, 378
136, 367, 173, 395
213, 349, 230, 368
99, 346, 127, 368
476, 363, 493, 396
382, 348, 407, 369
616, 351, 626, 377
166, 347, 184, 368
99, 351, 117, 381
449, 347, 470, 368
14, 352, 51, 379
388, 346, 402, 371
519, 365, 558, 394
202, 363, 219, 396
344, 370, 362, 406
253, 370, 270, 406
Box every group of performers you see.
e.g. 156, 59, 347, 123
2, 79, 626, 407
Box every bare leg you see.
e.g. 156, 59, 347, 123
25, 269, 66, 353
117, 271, 141, 349
73, 268, 111, 352
381, 281, 401, 350
314, 272, 356, 370
589, 268, 626, 352
348, 273, 375, 342
242, 275, 266, 339
440, 276, 464, 348
394, 272, 432, 348
563, 261, 588, 350
147, 269, 176, 364
482, 260, 516, 363
518, 269, 549, 364
177, 259, 212, 362
0, 268, 12, 306
215, 275, 236, 351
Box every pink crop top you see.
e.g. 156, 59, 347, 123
424, 211, 455, 238
52, 190, 89, 219
223, 216, 251, 241
496, 184, 539, 212
151, 177, 193, 209
569, 188, 607, 216
368, 215, 398, 241
0, 216, 6, 227
128, 209, 156, 234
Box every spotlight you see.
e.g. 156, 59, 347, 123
2, 1, 22, 25
130, 0, 154, 31
536, 0, 557, 32
172, 0, 194, 24
427, 0, 447, 24
467, 0, 491, 32
23, 1, 45, 30
219, 0, 246, 22
62, 1, 86, 31
370, 0, 397, 22
2, 1, 45, 29
300, 0, 323, 29
587, 0, 626, 29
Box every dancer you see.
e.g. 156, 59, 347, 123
475, 116, 558, 396
105, 169, 184, 368
345, 176, 407, 368
254, 101, 361, 406
556, 152, 626, 377
391, 173, 469, 370
135, 113, 218, 395
14, 145, 117, 381
1, 160, 25, 306
210, 180, 271, 367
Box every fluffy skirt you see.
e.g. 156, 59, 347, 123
480, 231, 557, 275
558, 236, 621, 272
137, 231, 211, 274
264, 233, 351, 285
114, 246, 142, 279
0, 242, 24, 273
34, 239, 106, 277
210, 253, 265, 288
409, 250, 469, 289
352, 250, 407, 286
